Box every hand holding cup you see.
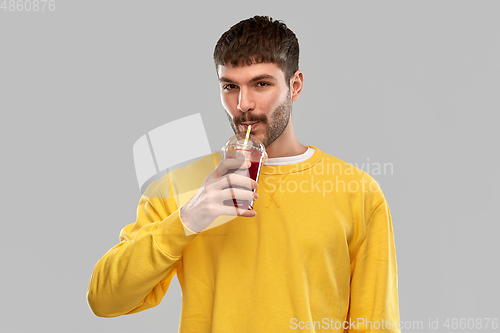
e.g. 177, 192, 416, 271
180, 157, 259, 233
180, 128, 266, 233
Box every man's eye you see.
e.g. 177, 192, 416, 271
257, 82, 269, 87
223, 84, 237, 90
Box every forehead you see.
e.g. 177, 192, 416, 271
217, 62, 285, 83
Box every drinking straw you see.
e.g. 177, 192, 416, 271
243, 124, 252, 149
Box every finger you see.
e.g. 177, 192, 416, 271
217, 173, 258, 191
221, 204, 257, 218
217, 158, 250, 177
206, 158, 249, 184
238, 209, 257, 218
219, 188, 258, 202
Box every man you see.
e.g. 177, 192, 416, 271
87, 16, 401, 332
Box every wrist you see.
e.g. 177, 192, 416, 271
180, 206, 200, 233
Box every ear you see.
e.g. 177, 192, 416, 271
290, 70, 304, 102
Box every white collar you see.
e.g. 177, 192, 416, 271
263, 147, 315, 166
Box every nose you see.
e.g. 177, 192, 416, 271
237, 87, 255, 113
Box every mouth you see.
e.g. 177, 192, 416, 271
240, 122, 259, 131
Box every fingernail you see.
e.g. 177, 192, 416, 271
254, 193, 259, 199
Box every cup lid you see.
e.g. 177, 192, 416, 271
221, 132, 266, 154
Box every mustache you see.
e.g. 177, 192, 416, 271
234, 114, 267, 125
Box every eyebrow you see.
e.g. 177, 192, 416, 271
219, 74, 277, 84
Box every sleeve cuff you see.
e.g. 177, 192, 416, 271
153, 208, 199, 258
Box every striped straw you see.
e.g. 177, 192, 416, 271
243, 124, 252, 149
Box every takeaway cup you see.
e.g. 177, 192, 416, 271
220, 132, 267, 210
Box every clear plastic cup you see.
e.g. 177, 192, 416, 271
221, 132, 267, 210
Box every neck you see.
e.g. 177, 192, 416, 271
265, 118, 307, 158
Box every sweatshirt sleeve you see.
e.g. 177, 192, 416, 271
345, 200, 401, 333
86, 177, 199, 318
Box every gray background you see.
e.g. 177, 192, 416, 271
1, 1, 499, 332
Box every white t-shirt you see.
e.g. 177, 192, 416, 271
263, 147, 315, 166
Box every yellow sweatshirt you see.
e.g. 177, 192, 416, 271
87, 146, 400, 332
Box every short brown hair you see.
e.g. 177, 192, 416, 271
213, 15, 300, 84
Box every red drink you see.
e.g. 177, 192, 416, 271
221, 148, 265, 210
221, 132, 267, 211
248, 160, 262, 183
223, 159, 263, 210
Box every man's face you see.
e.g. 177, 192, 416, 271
218, 62, 292, 148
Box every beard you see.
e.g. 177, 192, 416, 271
226, 91, 292, 148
